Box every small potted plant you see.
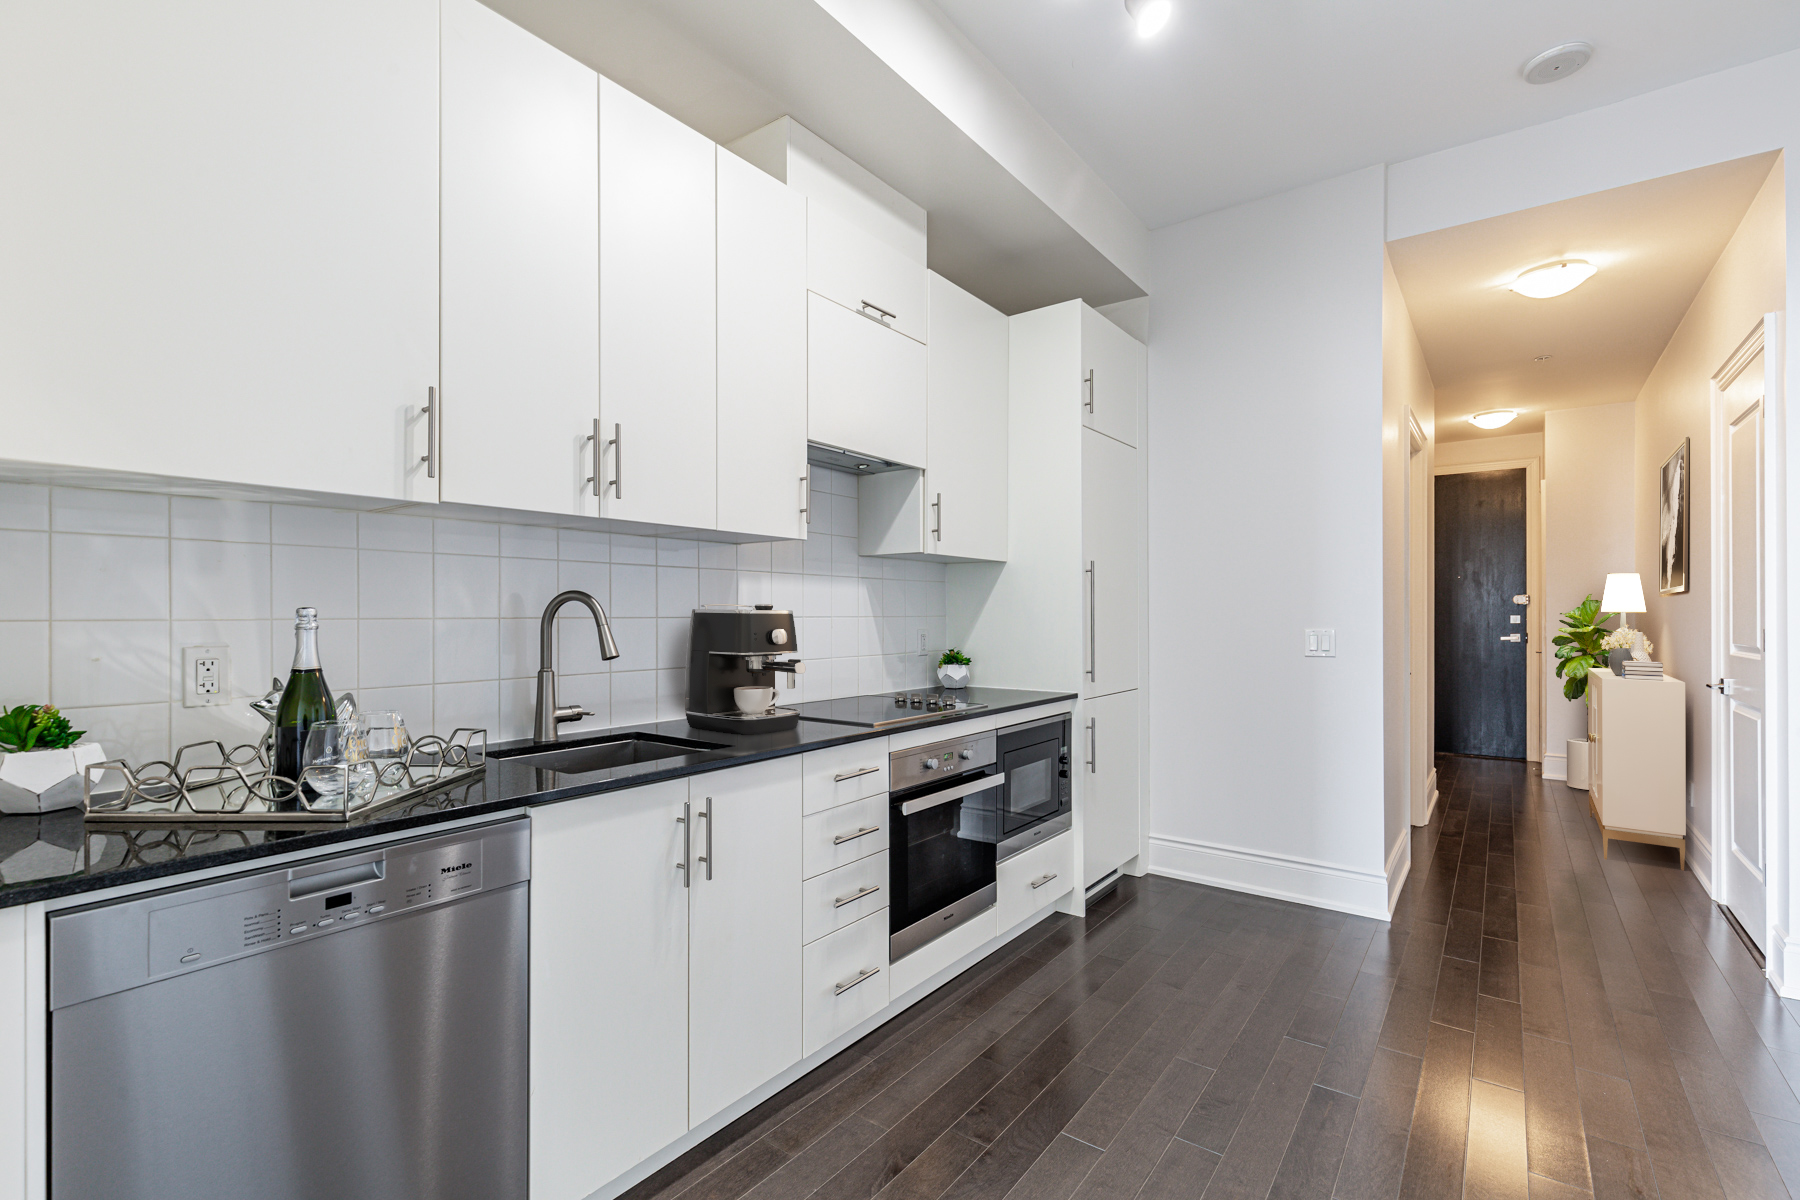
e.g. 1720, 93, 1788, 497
936, 649, 972, 690
0, 704, 104, 814
1551, 596, 1614, 790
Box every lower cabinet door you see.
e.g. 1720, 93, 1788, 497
1081, 689, 1141, 888
530, 780, 689, 1200
802, 909, 890, 1057
688, 760, 803, 1126
996, 831, 1072, 932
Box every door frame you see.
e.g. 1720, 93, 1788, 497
1710, 317, 1784, 972
1434, 457, 1545, 765
1404, 409, 1436, 824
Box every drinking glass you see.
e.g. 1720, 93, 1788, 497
300, 720, 377, 809
361, 710, 410, 784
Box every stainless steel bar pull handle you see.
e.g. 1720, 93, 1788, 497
801, 473, 810, 525
585, 418, 601, 497
421, 386, 437, 478
833, 766, 878, 783
833, 825, 881, 846
932, 493, 942, 541
1087, 718, 1097, 774
699, 796, 713, 880
835, 965, 881, 996
606, 423, 622, 499
1084, 369, 1095, 414
676, 803, 691, 887
1085, 561, 1097, 682
860, 300, 896, 323
1030, 873, 1059, 890
833, 884, 880, 908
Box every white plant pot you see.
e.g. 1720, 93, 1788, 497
1566, 738, 1591, 792
0, 742, 107, 814
936, 664, 970, 690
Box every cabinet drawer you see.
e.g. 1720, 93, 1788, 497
996, 831, 1072, 933
802, 794, 888, 878
803, 852, 888, 943
802, 741, 890, 815
803, 909, 890, 1056
807, 206, 927, 344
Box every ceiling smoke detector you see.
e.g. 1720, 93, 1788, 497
1469, 410, 1519, 430
1522, 42, 1594, 84
1124, 0, 1173, 38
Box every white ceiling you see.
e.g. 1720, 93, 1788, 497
930, 0, 1800, 229
1387, 152, 1778, 441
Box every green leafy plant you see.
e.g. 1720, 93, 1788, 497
1552, 595, 1616, 702
937, 648, 972, 668
0, 704, 85, 752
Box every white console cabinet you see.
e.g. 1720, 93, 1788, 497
1588, 671, 1687, 866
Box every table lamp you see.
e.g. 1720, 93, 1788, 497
1601, 572, 1647, 627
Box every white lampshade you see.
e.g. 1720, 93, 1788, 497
1601, 572, 1647, 614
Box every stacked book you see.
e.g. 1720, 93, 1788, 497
1619, 659, 1664, 679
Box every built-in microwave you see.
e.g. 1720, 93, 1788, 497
997, 715, 1072, 843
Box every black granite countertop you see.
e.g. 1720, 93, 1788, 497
0, 687, 1075, 909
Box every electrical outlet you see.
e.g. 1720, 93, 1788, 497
917, 629, 928, 657
182, 644, 232, 708
1304, 629, 1335, 658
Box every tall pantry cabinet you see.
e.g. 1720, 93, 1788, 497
946, 302, 1147, 893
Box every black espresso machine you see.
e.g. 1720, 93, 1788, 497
686, 605, 806, 733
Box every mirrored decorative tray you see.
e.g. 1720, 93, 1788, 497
80, 730, 487, 827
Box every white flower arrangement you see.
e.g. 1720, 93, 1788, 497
1601, 628, 1653, 659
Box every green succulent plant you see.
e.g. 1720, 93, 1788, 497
1552, 595, 1616, 702
0, 704, 86, 752
937, 648, 972, 668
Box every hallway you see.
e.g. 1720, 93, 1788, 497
628, 756, 1800, 1200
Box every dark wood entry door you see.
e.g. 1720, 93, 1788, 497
1436, 469, 1527, 759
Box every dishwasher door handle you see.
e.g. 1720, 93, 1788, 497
289, 858, 385, 900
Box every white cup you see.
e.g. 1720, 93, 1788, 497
733, 686, 775, 715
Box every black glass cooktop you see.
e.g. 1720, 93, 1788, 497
794, 690, 988, 729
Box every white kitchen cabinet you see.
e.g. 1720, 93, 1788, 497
1081, 689, 1141, 887
1082, 428, 1142, 698
599, 77, 717, 531
717, 147, 809, 540
802, 852, 889, 943
802, 909, 890, 1056
801, 739, 891, 814
926, 273, 1010, 562
802, 793, 890, 878
809, 295, 929, 468
1081, 305, 1145, 448
0, 0, 439, 503
807, 205, 928, 345
996, 830, 1073, 932
530, 779, 689, 1200
440, 0, 599, 518
687, 760, 803, 1126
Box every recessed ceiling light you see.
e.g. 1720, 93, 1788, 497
1509, 260, 1596, 299
1124, 0, 1172, 38
1470, 410, 1519, 430
1522, 42, 1594, 84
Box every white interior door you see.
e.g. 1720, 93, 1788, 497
1719, 345, 1766, 947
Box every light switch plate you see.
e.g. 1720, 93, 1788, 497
182, 644, 231, 708
917, 629, 929, 656
1304, 629, 1335, 658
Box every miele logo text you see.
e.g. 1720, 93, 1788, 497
440, 862, 473, 875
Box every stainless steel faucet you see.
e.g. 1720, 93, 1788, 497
534, 590, 622, 742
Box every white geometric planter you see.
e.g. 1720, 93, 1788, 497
0, 743, 107, 814
937, 664, 970, 690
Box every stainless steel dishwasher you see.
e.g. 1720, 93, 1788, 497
49, 819, 529, 1200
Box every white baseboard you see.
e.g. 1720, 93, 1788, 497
1542, 753, 1568, 781
1385, 832, 1411, 915
1687, 827, 1715, 898
1147, 833, 1390, 920
1773, 926, 1800, 997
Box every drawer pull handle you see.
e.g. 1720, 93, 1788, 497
859, 300, 896, 323
833, 825, 881, 846
834, 884, 881, 908
1030, 873, 1059, 890
833, 766, 879, 783
834, 966, 881, 996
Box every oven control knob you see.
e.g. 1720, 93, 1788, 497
920, 758, 936, 770
958, 749, 972, 760
768, 628, 788, 645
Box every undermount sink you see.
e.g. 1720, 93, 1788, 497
490, 733, 727, 774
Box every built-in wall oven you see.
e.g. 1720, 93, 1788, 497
889, 714, 1075, 961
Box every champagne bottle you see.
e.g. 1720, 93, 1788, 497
274, 607, 335, 805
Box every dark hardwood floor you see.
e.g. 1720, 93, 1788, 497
625, 755, 1800, 1200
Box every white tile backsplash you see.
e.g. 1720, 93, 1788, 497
0, 470, 942, 765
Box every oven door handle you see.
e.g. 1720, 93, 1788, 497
898, 772, 1006, 816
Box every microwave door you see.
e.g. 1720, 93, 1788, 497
1002, 740, 1063, 832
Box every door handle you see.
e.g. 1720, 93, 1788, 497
898, 772, 1007, 816
1500, 634, 1522, 643
606, 423, 622, 499
1084, 369, 1095, 414
1085, 561, 1097, 682
420, 386, 437, 479
932, 493, 942, 542
698, 795, 713, 881
1087, 718, 1097, 774
676, 803, 690, 887
585, 418, 601, 497
800, 473, 810, 526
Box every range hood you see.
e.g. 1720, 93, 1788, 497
806, 441, 915, 476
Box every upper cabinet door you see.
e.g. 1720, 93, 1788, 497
717, 149, 808, 541
440, 0, 599, 517
926, 273, 1008, 562
1082, 427, 1141, 697
599, 77, 716, 530
1080, 305, 1144, 449
808, 294, 927, 467
0, 0, 439, 502
807, 206, 928, 345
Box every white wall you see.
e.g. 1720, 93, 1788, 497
1542, 403, 1637, 775
1144, 165, 1391, 918
1632, 157, 1786, 889
1438, 433, 1544, 466
0, 470, 946, 767
1382, 251, 1435, 895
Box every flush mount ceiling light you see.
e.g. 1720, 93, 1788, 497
1509, 259, 1597, 299
1469, 409, 1519, 430
1522, 41, 1594, 84
1124, 0, 1172, 38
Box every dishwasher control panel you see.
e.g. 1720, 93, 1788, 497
51, 819, 529, 1010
